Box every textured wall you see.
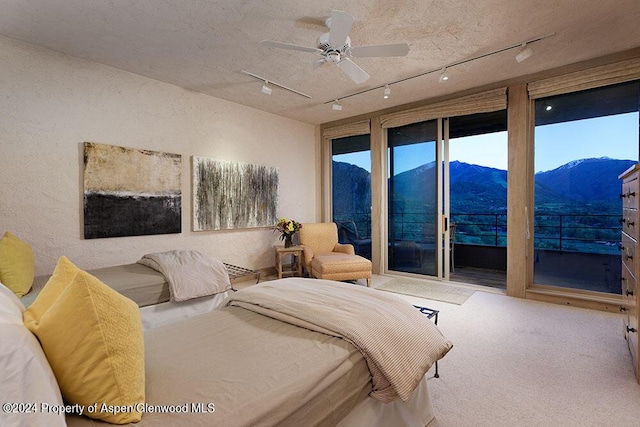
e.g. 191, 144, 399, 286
0, 36, 317, 275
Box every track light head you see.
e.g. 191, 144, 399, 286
332, 100, 343, 111
261, 82, 273, 95
383, 84, 391, 99
439, 68, 449, 83
516, 43, 534, 63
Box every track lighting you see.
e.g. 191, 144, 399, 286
323, 33, 554, 108
515, 43, 534, 63
439, 68, 449, 82
383, 84, 391, 99
261, 82, 273, 95
240, 70, 311, 99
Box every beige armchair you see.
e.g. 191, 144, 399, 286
298, 222, 372, 287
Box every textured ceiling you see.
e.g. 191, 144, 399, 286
1, 0, 639, 125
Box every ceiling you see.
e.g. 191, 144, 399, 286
1, 0, 639, 125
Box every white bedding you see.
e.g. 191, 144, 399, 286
139, 291, 230, 330
0, 282, 66, 427
338, 373, 434, 427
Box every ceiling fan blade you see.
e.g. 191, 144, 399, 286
260, 40, 322, 54
289, 59, 326, 81
337, 57, 370, 84
350, 43, 410, 58
328, 10, 354, 46
312, 58, 326, 70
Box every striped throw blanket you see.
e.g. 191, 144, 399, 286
225, 278, 453, 403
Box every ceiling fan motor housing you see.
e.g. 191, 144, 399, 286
317, 32, 351, 56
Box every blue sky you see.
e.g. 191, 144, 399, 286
333, 112, 638, 174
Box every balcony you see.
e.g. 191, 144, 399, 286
335, 212, 622, 294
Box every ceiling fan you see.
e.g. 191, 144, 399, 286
260, 10, 410, 84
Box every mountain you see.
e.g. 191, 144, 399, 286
535, 157, 635, 205
332, 157, 636, 215
332, 161, 371, 215
388, 161, 508, 213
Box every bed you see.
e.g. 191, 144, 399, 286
3, 254, 452, 426
60, 277, 451, 426
21, 251, 259, 330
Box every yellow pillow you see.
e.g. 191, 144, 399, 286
32, 270, 145, 424
0, 231, 35, 297
23, 255, 80, 331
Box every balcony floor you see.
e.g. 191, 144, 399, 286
451, 266, 506, 290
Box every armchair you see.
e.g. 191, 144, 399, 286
298, 223, 372, 287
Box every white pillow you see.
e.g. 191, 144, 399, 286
0, 282, 65, 427
0, 281, 25, 317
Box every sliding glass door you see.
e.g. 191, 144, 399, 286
387, 110, 508, 282
448, 110, 508, 288
388, 119, 448, 277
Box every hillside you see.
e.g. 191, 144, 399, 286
535, 157, 635, 206
332, 161, 371, 216
332, 157, 636, 215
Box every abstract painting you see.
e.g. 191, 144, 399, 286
192, 157, 278, 231
83, 142, 182, 239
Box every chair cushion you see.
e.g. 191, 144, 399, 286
299, 223, 339, 255
311, 254, 372, 281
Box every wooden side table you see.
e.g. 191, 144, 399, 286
274, 245, 304, 279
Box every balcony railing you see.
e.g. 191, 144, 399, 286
533, 213, 621, 254
335, 212, 622, 255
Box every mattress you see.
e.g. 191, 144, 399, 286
24, 261, 257, 308
66, 304, 373, 426
23, 263, 169, 308
88, 263, 169, 307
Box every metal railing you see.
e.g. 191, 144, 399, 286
334, 212, 622, 255
533, 213, 621, 254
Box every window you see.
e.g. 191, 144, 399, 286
331, 134, 371, 259
533, 80, 640, 294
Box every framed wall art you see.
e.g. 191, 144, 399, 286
192, 156, 278, 231
83, 142, 182, 239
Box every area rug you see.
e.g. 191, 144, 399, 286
377, 279, 475, 305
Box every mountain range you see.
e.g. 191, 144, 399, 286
332, 157, 636, 216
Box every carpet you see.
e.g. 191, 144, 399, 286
425, 291, 640, 426
376, 278, 475, 305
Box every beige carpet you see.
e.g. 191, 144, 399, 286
384, 290, 640, 426
376, 278, 475, 305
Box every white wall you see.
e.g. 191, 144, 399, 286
0, 36, 317, 275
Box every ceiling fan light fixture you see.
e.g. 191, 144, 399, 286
383, 84, 391, 99
261, 82, 273, 95
439, 68, 449, 83
516, 43, 534, 63
332, 100, 343, 111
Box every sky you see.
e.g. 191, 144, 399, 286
333, 112, 638, 174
